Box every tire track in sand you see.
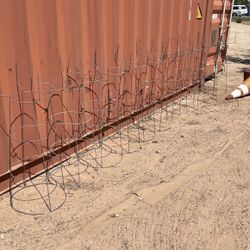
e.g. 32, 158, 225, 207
58, 131, 245, 249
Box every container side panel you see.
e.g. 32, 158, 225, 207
0, 0, 232, 193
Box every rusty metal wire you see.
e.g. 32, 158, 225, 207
0, 43, 221, 215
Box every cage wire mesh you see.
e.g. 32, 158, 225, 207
0, 42, 223, 215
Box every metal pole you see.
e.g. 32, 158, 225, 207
225, 0, 235, 94
215, 0, 227, 74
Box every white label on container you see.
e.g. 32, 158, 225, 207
212, 14, 218, 19
189, 0, 192, 21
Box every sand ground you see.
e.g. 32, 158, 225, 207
0, 23, 249, 250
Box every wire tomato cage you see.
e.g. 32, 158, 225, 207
0, 41, 222, 215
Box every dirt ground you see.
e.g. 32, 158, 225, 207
0, 23, 249, 250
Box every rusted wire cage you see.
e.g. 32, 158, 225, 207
0, 0, 233, 213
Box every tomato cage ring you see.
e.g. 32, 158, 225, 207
121, 104, 161, 144
10, 174, 59, 202
77, 146, 125, 170
47, 138, 93, 189
73, 128, 126, 170
10, 177, 66, 216
77, 128, 117, 161
9, 141, 67, 216
49, 110, 93, 128
9, 123, 55, 148
103, 127, 141, 155
99, 98, 135, 155
77, 98, 126, 154
48, 134, 95, 169
47, 120, 92, 165
143, 110, 172, 133
48, 159, 93, 189
75, 135, 122, 170
101, 131, 137, 155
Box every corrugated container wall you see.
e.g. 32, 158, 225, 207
0, 0, 232, 193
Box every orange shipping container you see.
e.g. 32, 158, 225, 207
0, 0, 233, 193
